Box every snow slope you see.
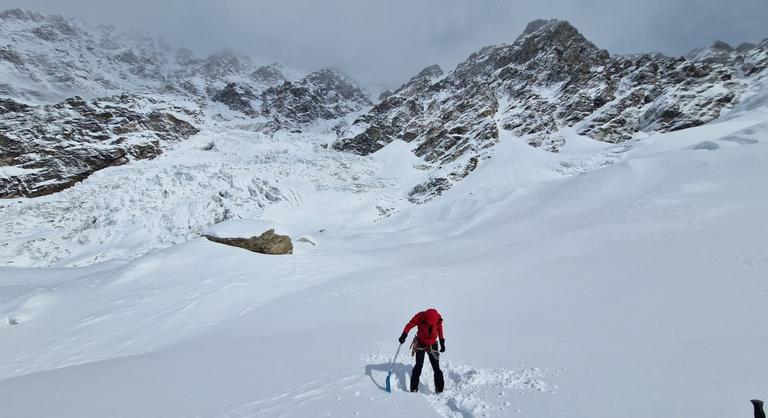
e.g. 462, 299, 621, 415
0, 116, 416, 268
1, 101, 768, 417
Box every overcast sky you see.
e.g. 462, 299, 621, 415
2, 0, 767, 87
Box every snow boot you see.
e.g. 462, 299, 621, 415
434, 370, 444, 393
752, 400, 765, 418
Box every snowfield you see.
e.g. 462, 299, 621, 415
1, 99, 768, 418
0, 115, 416, 268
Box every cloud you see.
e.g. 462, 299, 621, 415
2, 0, 767, 87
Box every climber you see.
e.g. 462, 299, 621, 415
398, 308, 445, 393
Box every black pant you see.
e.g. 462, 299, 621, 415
410, 343, 444, 392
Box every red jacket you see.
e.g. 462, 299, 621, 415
402, 309, 444, 346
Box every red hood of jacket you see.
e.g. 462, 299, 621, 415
402, 309, 444, 346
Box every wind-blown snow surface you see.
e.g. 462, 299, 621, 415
1, 102, 768, 418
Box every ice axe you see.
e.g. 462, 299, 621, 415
385, 343, 403, 393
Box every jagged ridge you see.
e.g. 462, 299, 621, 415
333, 19, 768, 202
0, 9, 374, 196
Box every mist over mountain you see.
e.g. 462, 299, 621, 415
2, 0, 767, 86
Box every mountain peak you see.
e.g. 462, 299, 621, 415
250, 63, 287, 85
519, 19, 577, 38
522, 19, 559, 35
0, 8, 46, 22
308, 67, 346, 79
305, 68, 357, 89
509, 18, 603, 64
711, 40, 734, 51
415, 64, 444, 79
304, 68, 371, 103
390, 64, 444, 96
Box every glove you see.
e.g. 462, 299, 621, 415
439, 339, 446, 353
398, 333, 407, 344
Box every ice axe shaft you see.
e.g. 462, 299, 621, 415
385, 343, 403, 393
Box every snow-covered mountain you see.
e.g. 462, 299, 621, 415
1, 11, 768, 418
2, 84, 768, 418
0, 9, 373, 200
0, 8, 299, 103
334, 19, 768, 201
3, 12, 767, 204
214, 68, 372, 130
1, 10, 767, 267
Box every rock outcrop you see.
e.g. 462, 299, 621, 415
0, 95, 198, 198
212, 82, 259, 116
250, 63, 288, 85
260, 68, 371, 128
210, 68, 372, 130
204, 229, 293, 255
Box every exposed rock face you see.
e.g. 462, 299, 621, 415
199, 50, 248, 80
2, 10, 767, 204
204, 229, 293, 255
396, 64, 444, 96
0, 10, 375, 198
0, 95, 198, 198
333, 19, 768, 200
210, 68, 372, 130
332, 64, 447, 157
212, 82, 259, 115
377, 89, 394, 101
250, 63, 288, 85
260, 68, 372, 128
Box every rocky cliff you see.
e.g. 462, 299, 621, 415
333, 19, 768, 201
0, 95, 198, 198
2, 11, 767, 202
0, 9, 373, 196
